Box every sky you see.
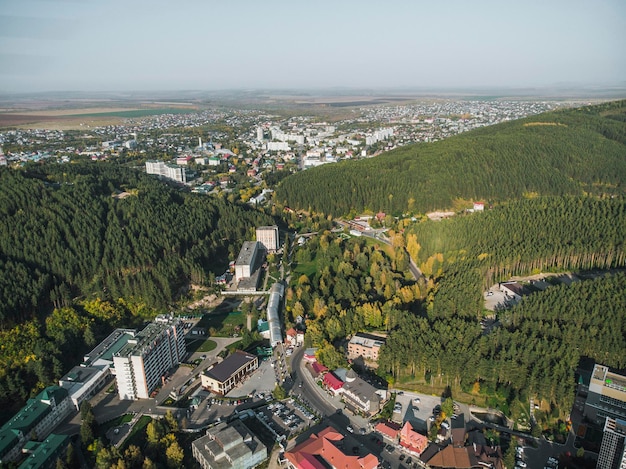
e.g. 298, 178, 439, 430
0, 0, 625, 93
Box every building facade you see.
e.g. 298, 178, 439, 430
256, 226, 279, 252
347, 332, 386, 363
0, 387, 72, 465
585, 365, 626, 425
234, 241, 260, 282
201, 351, 258, 395
597, 417, 626, 469
113, 316, 186, 400
145, 160, 187, 184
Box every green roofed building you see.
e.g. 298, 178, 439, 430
0, 387, 72, 464
19, 434, 69, 469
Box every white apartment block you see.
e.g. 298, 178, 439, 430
145, 160, 187, 184
256, 225, 279, 252
266, 141, 290, 152
235, 241, 260, 282
113, 316, 186, 400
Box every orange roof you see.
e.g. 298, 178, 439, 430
399, 421, 429, 455
427, 445, 472, 468
286, 327, 297, 337
285, 427, 379, 469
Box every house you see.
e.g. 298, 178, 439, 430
309, 362, 328, 379
399, 421, 429, 456
473, 202, 485, 211
322, 372, 344, 395
303, 348, 317, 363
284, 426, 378, 469
285, 328, 304, 347
375, 421, 401, 442
257, 320, 270, 340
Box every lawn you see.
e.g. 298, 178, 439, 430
196, 339, 218, 353
120, 415, 152, 451
292, 259, 318, 279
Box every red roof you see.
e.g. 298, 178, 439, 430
375, 421, 401, 440
286, 327, 297, 337
311, 362, 328, 375
323, 372, 344, 391
285, 427, 379, 469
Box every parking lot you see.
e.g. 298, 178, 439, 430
392, 391, 444, 432
256, 398, 319, 438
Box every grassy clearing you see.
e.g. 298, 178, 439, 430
195, 339, 218, 353
100, 413, 133, 434
292, 259, 318, 279
120, 415, 151, 450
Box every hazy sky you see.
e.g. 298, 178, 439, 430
0, 0, 624, 93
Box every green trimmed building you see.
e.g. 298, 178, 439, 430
19, 434, 69, 469
0, 387, 72, 464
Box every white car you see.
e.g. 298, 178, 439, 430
347, 425, 354, 433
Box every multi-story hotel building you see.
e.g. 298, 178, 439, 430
113, 315, 186, 400
234, 241, 260, 282
597, 417, 626, 469
585, 364, 626, 425
145, 160, 187, 184
0, 387, 72, 465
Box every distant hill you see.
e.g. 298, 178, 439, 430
275, 100, 626, 216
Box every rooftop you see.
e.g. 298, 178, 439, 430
204, 350, 257, 383
18, 433, 69, 469
235, 241, 259, 266
84, 328, 135, 364
348, 332, 386, 349
115, 316, 181, 358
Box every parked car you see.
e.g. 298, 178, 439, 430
347, 425, 354, 433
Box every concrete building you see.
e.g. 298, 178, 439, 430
347, 332, 386, 364
192, 419, 267, 469
256, 226, 279, 252
0, 387, 72, 465
201, 350, 258, 395
585, 365, 626, 425
145, 160, 187, 184
113, 315, 186, 400
234, 241, 260, 283
58, 364, 111, 411
597, 417, 626, 469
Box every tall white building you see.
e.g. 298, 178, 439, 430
113, 316, 186, 400
234, 241, 260, 282
145, 160, 187, 184
597, 417, 626, 469
256, 226, 279, 252
257, 126, 264, 142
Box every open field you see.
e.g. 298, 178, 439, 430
0, 105, 199, 129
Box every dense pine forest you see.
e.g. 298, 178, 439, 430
0, 163, 271, 421
276, 100, 626, 216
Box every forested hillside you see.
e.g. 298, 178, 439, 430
292, 196, 626, 425
0, 163, 272, 422
276, 100, 626, 216
0, 163, 272, 327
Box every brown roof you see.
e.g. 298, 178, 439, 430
426, 445, 473, 468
